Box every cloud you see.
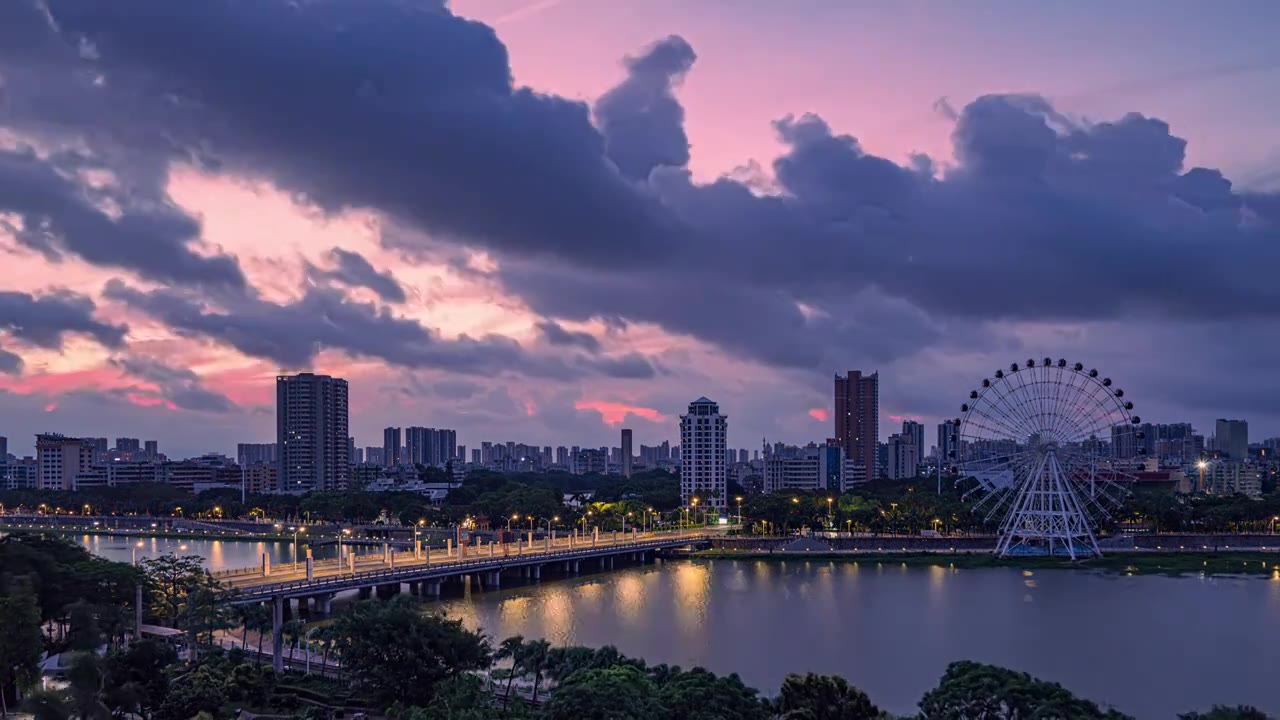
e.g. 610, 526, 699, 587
0, 288, 127, 351
0, 345, 23, 374
595, 35, 696, 181
4, 0, 1280, 437
573, 399, 667, 426
102, 278, 658, 381
312, 247, 406, 303
108, 354, 236, 412
535, 320, 601, 353
0, 147, 247, 289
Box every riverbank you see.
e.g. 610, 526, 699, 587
687, 548, 1280, 576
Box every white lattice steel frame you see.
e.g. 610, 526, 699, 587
952, 358, 1141, 559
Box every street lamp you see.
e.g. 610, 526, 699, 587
290, 526, 305, 570
827, 497, 833, 529
338, 528, 352, 568
132, 540, 144, 565
646, 507, 655, 533
691, 497, 700, 528
507, 513, 519, 532
735, 496, 743, 526
1198, 460, 1209, 492
545, 516, 559, 536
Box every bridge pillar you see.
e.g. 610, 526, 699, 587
305, 556, 314, 581
376, 583, 400, 599
531, 564, 541, 580
408, 580, 420, 596
572, 560, 580, 574
358, 586, 372, 600
281, 597, 293, 621
262, 552, 271, 577
316, 594, 334, 616
488, 572, 501, 588
425, 581, 441, 597
271, 596, 284, 674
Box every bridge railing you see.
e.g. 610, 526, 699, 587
226, 533, 710, 599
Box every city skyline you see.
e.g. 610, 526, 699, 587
2, 1, 1280, 459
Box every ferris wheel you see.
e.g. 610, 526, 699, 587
951, 358, 1141, 558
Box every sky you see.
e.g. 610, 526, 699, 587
1, 0, 1279, 458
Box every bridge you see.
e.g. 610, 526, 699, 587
215, 528, 714, 672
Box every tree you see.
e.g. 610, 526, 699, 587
1179, 707, 1270, 720
64, 653, 110, 720
539, 664, 662, 720
918, 661, 1133, 720
655, 665, 768, 720
494, 635, 526, 705
775, 673, 882, 720
101, 639, 177, 720
392, 675, 504, 720
329, 597, 491, 706
0, 583, 44, 718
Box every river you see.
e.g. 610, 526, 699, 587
438, 558, 1279, 719
79, 537, 1280, 718
75, 533, 374, 570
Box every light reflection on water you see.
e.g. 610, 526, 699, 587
436, 558, 1280, 720
76, 533, 372, 570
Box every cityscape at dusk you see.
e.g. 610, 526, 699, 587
2, 1, 1280, 461
1, 1, 1278, 718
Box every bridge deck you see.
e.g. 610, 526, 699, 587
222, 531, 712, 603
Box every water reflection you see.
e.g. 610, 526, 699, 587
438, 558, 1279, 719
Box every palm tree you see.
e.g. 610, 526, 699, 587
494, 635, 526, 707
523, 639, 551, 703
282, 619, 306, 666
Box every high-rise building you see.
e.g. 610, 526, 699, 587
937, 420, 958, 466
383, 427, 401, 466
621, 428, 633, 478
471, 448, 481, 464
902, 421, 924, 465
87, 437, 109, 464
144, 440, 159, 459
237, 443, 278, 466
37, 433, 95, 491
276, 373, 350, 493
1215, 419, 1248, 460
363, 446, 384, 465
115, 437, 141, 456
834, 371, 879, 474
680, 397, 727, 509
886, 433, 919, 480
0, 435, 7, 462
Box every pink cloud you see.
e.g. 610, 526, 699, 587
808, 408, 829, 422
574, 399, 667, 426
43, 402, 58, 412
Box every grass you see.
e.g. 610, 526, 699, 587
688, 549, 1280, 576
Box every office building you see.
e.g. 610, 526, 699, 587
763, 443, 843, 493
902, 421, 924, 465
237, 443, 278, 466
87, 437, 109, 463
244, 463, 279, 494
572, 448, 607, 475
937, 420, 958, 465
276, 372, 350, 493
383, 427, 401, 466
37, 433, 95, 491
621, 428, 633, 478
471, 448, 481, 464
680, 397, 727, 510
1215, 419, 1248, 461
143, 440, 159, 460
834, 371, 879, 474
886, 433, 919, 480
115, 437, 141, 458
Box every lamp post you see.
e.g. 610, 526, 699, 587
1197, 460, 1208, 493
507, 513, 519, 532
290, 526, 305, 570
131, 540, 144, 565
735, 496, 743, 526
691, 497, 700, 528
338, 528, 351, 569
646, 508, 654, 533
545, 516, 558, 536
827, 497, 833, 529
